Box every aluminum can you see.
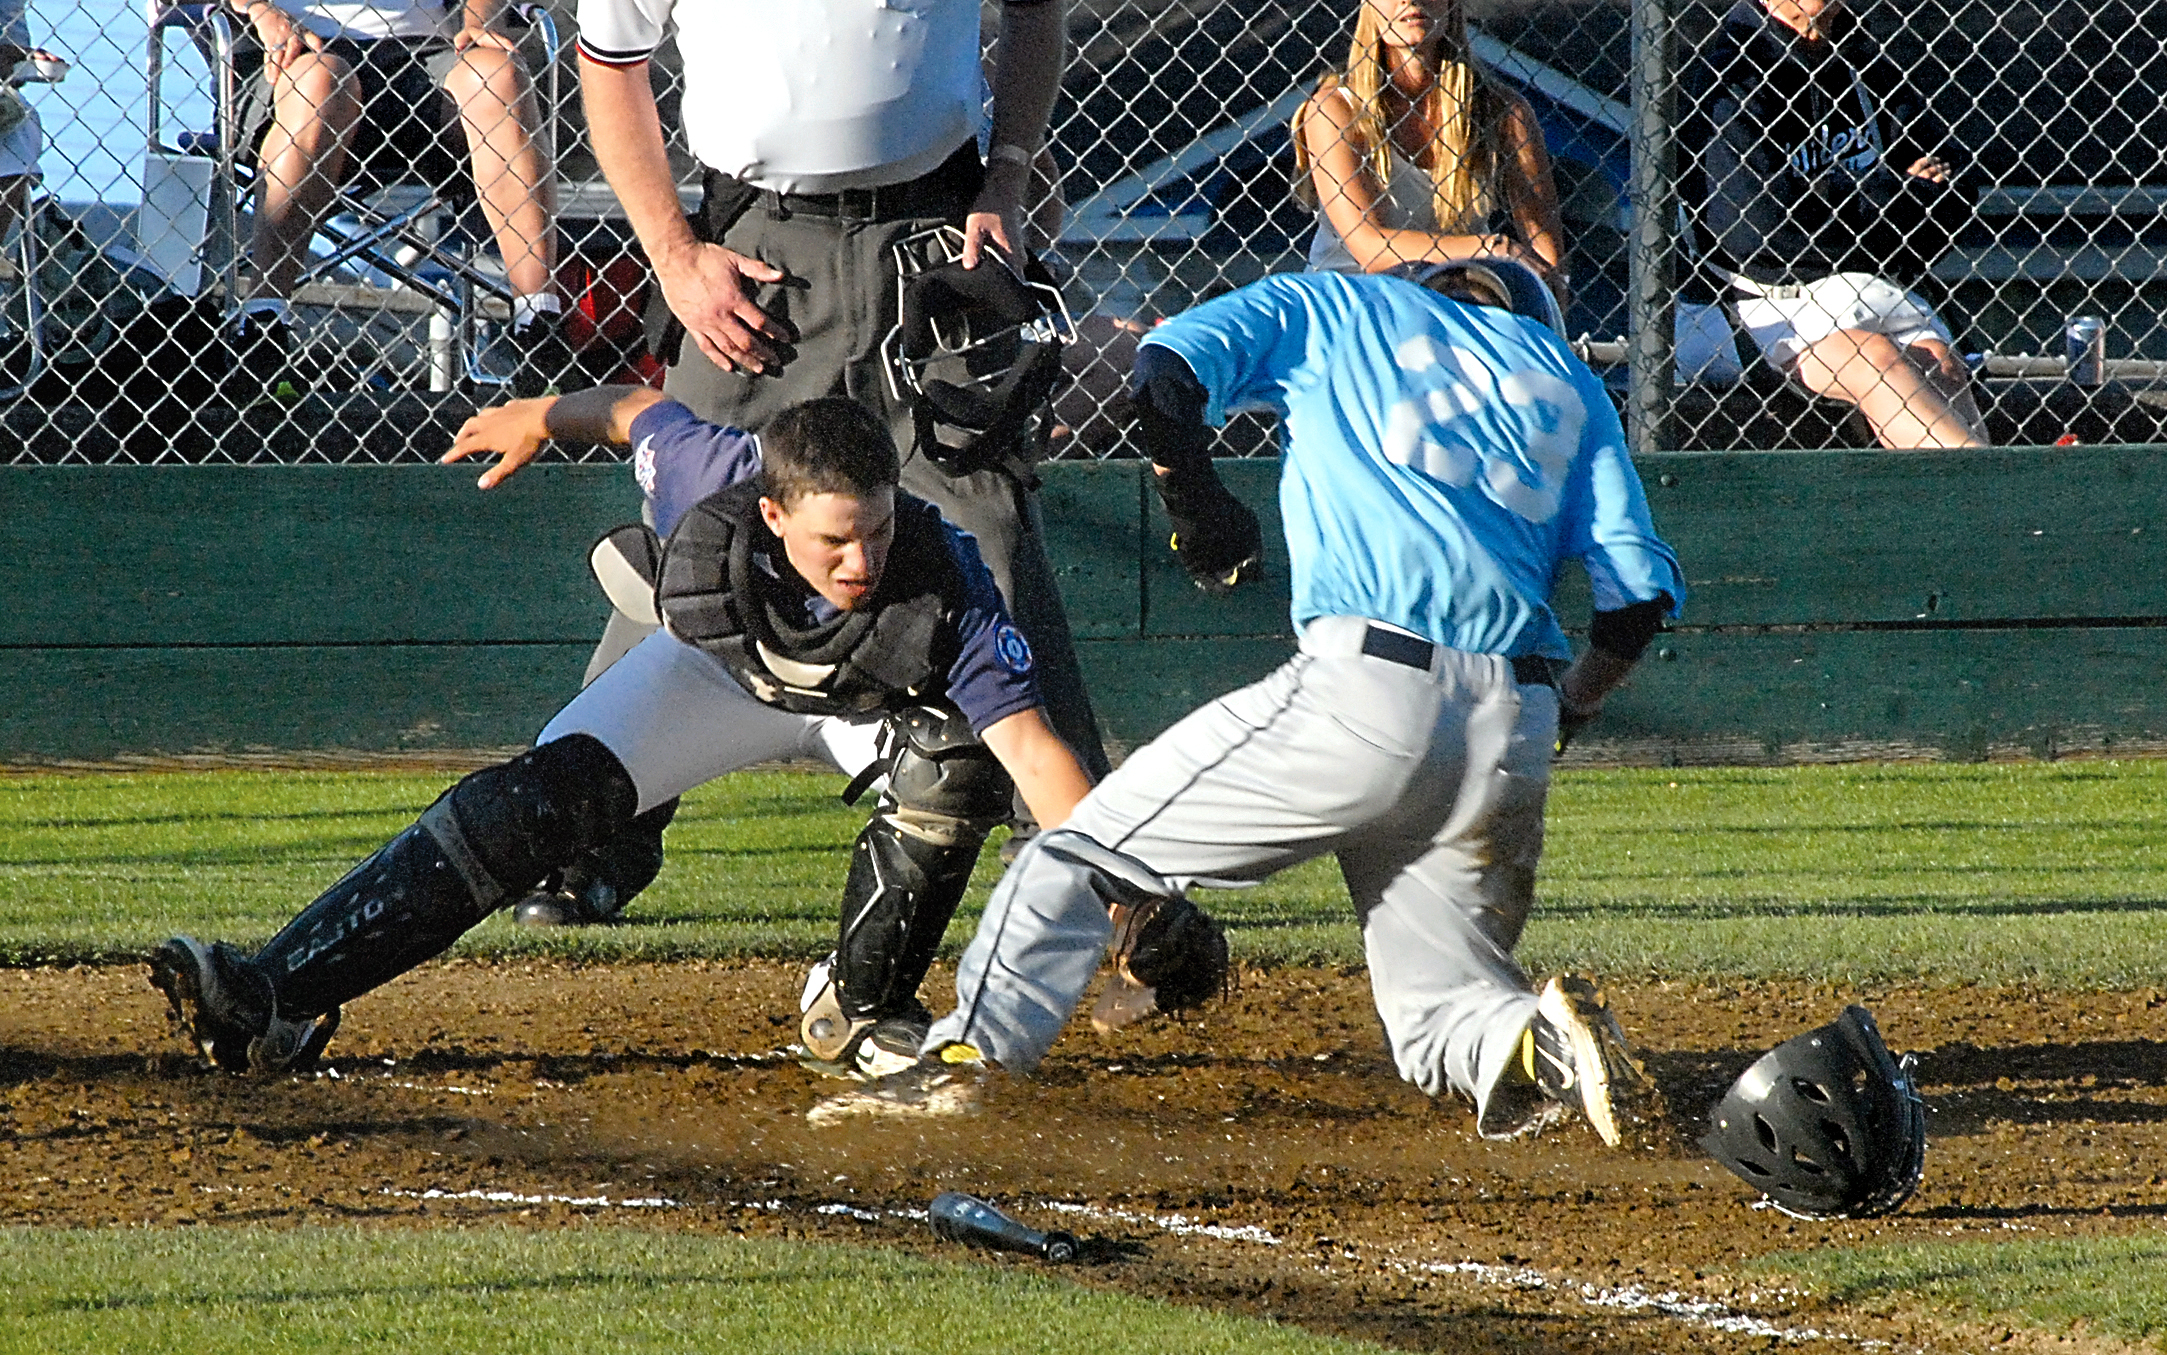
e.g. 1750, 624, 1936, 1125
2066, 316, 2106, 386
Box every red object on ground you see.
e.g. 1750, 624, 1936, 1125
557, 252, 651, 352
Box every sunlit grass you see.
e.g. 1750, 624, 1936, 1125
7, 760, 2167, 985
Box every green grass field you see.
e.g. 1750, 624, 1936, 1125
8, 760, 2167, 984
1754, 1236, 2167, 1348
0, 1226, 1385, 1355
8, 758, 2167, 1350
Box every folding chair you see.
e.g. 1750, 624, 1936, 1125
144, 1, 560, 392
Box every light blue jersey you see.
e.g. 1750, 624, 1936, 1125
1140, 272, 1685, 659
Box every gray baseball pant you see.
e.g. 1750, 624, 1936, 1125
924, 615, 1561, 1136
541, 629, 884, 816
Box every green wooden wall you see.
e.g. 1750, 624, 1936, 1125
6, 450, 2167, 764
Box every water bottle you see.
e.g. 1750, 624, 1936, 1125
929, 1191, 1079, 1263
2066, 316, 2106, 387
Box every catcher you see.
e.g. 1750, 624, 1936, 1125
812, 259, 1684, 1148
149, 387, 1157, 1081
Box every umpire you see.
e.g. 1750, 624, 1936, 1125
574, 0, 1107, 777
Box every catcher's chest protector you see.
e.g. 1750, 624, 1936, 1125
655, 482, 965, 714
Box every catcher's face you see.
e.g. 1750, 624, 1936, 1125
759, 488, 897, 612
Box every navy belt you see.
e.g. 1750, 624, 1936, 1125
1357, 626, 1560, 688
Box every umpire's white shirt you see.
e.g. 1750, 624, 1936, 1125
577, 0, 983, 194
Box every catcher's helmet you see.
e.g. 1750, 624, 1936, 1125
1392, 257, 1565, 337
882, 228, 1071, 478
1701, 1005, 1926, 1220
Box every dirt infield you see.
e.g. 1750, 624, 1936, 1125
5, 961, 2165, 1354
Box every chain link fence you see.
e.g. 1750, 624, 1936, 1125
4, 0, 2165, 464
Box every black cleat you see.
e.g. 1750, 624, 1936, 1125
508, 313, 583, 399
149, 935, 338, 1075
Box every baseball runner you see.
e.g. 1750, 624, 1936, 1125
149, 388, 1095, 1081
813, 260, 1685, 1146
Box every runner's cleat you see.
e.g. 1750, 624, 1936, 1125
1524, 974, 1658, 1148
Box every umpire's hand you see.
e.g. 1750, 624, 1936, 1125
654, 241, 796, 376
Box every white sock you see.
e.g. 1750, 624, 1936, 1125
512, 293, 563, 332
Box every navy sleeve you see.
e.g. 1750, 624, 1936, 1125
629, 400, 762, 537
939, 524, 1044, 734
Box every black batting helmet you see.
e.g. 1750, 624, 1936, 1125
1391, 257, 1565, 337
1701, 1005, 1926, 1220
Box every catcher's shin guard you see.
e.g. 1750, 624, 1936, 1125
803, 708, 1011, 1063
254, 734, 639, 1019
514, 795, 679, 926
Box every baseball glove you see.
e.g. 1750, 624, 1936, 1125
1157, 469, 1262, 596
1090, 893, 1230, 1035
1555, 698, 1598, 755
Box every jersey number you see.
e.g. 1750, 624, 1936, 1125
1381, 333, 1585, 524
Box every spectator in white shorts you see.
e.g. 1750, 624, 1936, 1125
1681, 0, 1986, 449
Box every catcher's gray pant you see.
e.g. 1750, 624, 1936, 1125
539, 629, 884, 815
925, 615, 1561, 1136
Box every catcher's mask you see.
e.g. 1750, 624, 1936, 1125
882, 227, 1073, 479
1701, 1005, 1926, 1220
1391, 257, 1565, 337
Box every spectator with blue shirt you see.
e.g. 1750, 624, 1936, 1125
813, 260, 1686, 1149
149, 388, 1094, 1083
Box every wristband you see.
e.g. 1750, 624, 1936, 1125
987, 143, 1034, 170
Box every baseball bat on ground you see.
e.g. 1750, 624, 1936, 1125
929, 1191, 1079, 1263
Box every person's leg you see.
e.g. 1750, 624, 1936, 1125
1788, 327, 1986, 449
538, 628, 852, 812
661, 207, 855, 426
1336, 666, 1553, 1128
150, 731, 640, 1073
0, 174, 23, 242
799, 706, 1016, 1077
247, 49, 362, 301
0, 101, 39, 245
583, 613, 657, 685
924, 626, 1451, 1072
152, 631, 836, 1072
1901, 335, 1988, 445
434, 42, 554, 302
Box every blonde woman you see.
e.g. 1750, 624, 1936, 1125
1294, 0, 1568, 309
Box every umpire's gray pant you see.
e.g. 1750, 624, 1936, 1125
635, 206, 1109, 781
925, 615, 1560, 1136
